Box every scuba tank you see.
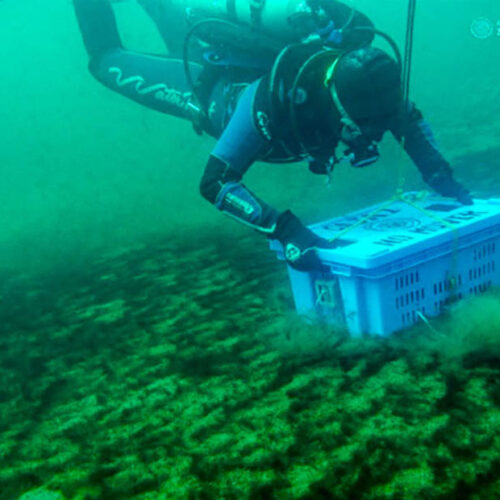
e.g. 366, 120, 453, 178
177, 0, 378, 94
175, 0, 400, 151
178, 0, 365, 103
163, 0, 328, 43
172, 0, 381, 64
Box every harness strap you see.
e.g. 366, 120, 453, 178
250, 0, 265, 26
227, 0, 237, 19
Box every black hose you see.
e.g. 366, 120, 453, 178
182, 18, 243, 109
290, 51, 338, 158
347, 4, 415, 143
347, 27, 403, 73
340, 6, 356, 32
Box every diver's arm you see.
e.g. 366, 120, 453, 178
137, 0, 186, 56
199, 81, 332, 270
200, 154, 279, 234
199, 81, 280, 235
200, 155, 331, 271
73, 0, 123, 57
391, 104, 472, 204
73, 0, 199, 119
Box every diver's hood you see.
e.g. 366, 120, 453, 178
334, 47, 402, 123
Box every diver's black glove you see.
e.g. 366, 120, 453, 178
273, 210, 335, 271
428, 171, 474, 206
455, 187, 474, 206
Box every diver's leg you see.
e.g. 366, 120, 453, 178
94, 53, 206, 121
73, 0, 204, 121
137, 0, 186, 56
73, 0, 123, 57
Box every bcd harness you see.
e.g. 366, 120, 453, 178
253, 42, 382, 174
181, 5, 402, 171
253, 43, 342, 165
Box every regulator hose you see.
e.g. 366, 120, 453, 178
183, 18, 242, 111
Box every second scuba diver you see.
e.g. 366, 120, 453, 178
73, 0, 473, 271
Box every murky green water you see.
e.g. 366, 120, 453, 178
1, 1, 500, 498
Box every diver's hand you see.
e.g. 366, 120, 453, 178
428, 172, 474, 206
455, 187, 474, 206
272, 210, 335, 271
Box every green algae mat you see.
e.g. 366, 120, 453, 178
1, 234, 500, 499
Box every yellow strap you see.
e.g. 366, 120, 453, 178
327, 197, 399, 243
326, 188, 461, 293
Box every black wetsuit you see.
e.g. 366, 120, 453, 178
73, 0, 470, 264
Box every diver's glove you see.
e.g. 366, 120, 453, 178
455, 187, 474, 206
272, 210, 335, 271
427, 171, 474, 206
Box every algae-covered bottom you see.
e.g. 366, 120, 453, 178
1, 233, 500, 499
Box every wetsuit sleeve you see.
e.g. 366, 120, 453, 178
391, 104, 469, 199
199, 81, 280, 234
200, 81, 339, 270
73, 0, 199, 120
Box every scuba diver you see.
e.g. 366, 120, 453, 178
73, 0, 473, 271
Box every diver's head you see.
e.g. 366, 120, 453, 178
324, 46, 401, 167
329, 47, 402, 137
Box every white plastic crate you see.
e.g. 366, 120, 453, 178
270, 193, 500, 336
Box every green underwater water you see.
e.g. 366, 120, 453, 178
1, 0, 500, 498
